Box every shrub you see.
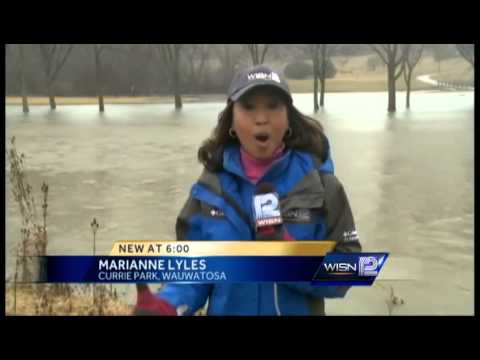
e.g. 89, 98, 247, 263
284, 61, 313, 79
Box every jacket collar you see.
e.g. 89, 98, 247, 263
222, 144, 293, 184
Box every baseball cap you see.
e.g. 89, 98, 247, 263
227, 65, 292, 103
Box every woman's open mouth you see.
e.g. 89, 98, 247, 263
254, 133, 270, 145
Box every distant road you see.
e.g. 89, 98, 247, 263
416, 74, 439, 86
417, 74, 474, 91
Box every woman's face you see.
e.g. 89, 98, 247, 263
232, 88, 289, 160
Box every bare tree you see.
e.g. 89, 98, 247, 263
456, 44, 474, 67
308, 44, 321, 112
403, 44, 424, 109
429, 44, 456, 74
319, 44, 337, 108
101, 44, 151, 95
213, 45, 244, 89
306, 44, 337, 112
39, 44, 74, 110
370, 44, 408, 112
155, 44, 183, 109
184, 44, 211, 92
246, 44, 271, 65
221, 45, 234, 86
18, 44, 29, 114
93, 45, 106, 112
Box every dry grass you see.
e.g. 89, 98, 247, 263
5, 284, 132, 316
6, 137, 48, 283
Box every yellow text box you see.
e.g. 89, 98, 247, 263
110, 241, 337, 256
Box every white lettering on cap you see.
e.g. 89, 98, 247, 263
247, 71, 281, 83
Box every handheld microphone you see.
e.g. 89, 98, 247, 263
253, 183, 285, 240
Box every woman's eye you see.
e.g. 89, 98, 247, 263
267, 100, 280, 110
242, 103, 254, 110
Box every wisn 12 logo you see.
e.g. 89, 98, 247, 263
312, 253, 388, 286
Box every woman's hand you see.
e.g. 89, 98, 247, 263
133, 284, 178, 316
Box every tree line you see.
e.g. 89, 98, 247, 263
6, 44, 473, 114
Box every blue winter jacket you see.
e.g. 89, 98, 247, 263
156, 140, 361, 315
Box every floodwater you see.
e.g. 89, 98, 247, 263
5, 90, 474, 315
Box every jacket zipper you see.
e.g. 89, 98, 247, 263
274, 283, 282, 316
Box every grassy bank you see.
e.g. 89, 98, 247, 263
5, 94, 227, 106
287, 75, 434, 93
4, 80, 433, 106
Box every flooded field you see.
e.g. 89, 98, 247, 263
5, 90, 474, 315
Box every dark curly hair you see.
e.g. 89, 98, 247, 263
198, 97, 328, 172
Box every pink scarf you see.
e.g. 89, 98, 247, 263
239, 143, 285, 184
